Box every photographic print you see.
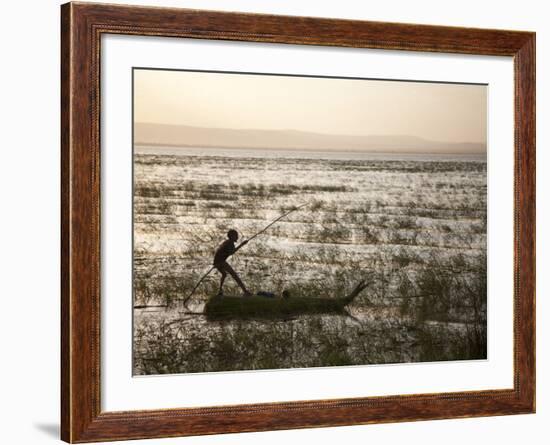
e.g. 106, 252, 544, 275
132, 68, 487, 376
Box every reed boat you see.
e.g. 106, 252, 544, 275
204, 281, 368, 320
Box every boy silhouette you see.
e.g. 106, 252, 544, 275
213, 229, 252, 297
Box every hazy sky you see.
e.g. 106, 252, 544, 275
134, 69, 487, 145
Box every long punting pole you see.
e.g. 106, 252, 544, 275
181, 203, 308, 308
245, 202, 309, 243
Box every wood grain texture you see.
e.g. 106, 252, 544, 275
60, 3, 71, 441
60, 2, 536, 442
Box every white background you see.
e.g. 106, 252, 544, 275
102, 35, 514, 411
0, 0, 547, 444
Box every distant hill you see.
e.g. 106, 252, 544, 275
134, 122, 486, 154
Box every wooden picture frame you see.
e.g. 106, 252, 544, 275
61, 2, 535, 442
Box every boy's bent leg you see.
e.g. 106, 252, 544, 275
224, 263, 250, 294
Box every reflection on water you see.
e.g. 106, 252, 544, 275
134, 301, 484, 376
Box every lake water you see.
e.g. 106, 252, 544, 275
135, 144, 486, 163
132, 148, 487, 375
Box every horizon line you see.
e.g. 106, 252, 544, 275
134, 143, 487, 156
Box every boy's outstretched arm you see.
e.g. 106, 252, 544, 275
235, 239, 249, 251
